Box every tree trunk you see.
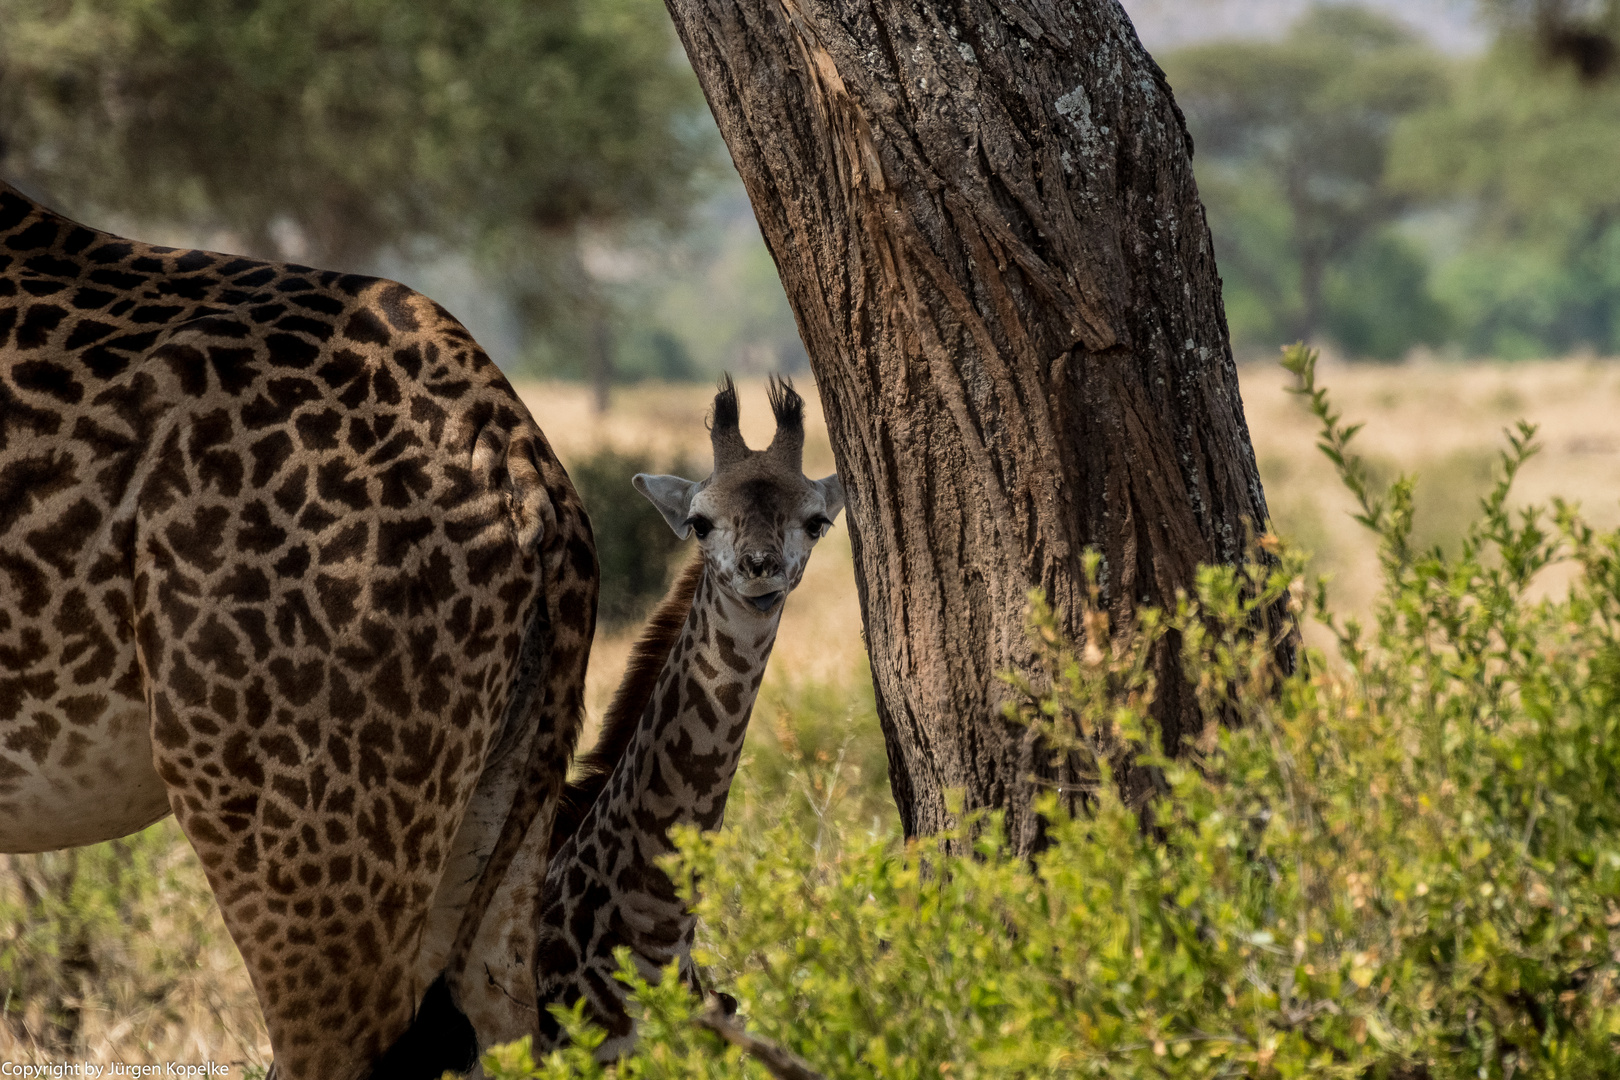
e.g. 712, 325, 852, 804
664, 0, 1282, 849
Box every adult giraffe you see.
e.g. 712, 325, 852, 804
0, 180, 597, 1080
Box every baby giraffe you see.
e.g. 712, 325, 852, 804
529, 376, 843, 1055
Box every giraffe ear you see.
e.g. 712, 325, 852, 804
814, 473, 845, 522
633, 473, 701, 538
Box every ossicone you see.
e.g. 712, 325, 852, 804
707, 374, 808, 473
708, 375, 748, 469
765, 375, 804, 470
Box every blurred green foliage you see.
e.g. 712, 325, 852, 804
1164, 7, 1450, 359
482, 345, 1620, 1077
594, 199, 810, 385
1168, 4, 1620, 361
0, 0, 711, 373
569, 447, 697, 628
0, 0, 706, 258
1392, 41, 1620, 357
1482, 1, 1620, 80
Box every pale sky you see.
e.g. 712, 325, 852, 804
1118, 0, 1488, 53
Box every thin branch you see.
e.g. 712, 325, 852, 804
694, 1005, 828, 1080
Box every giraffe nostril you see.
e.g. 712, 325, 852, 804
744, 553, 779, 577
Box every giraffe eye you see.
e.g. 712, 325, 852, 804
686, 515, 713, 540
806, 515, 832, 538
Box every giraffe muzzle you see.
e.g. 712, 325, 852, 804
739, 551, 785, 612
746, 590, 784, 613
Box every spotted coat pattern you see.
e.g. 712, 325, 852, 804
531, 380, 842, 1057
0, 182, 597, 1079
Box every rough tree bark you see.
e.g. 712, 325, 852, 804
663, 0, 1281, 849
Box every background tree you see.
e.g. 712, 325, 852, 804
662, 0, 1285, 848
1390, 37, 1620, 357
1151, 2, 1620, 362
1161, 7, 1448, 358
0, 0, 710, 371
1484, 0, 1620, 79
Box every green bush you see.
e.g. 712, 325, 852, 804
570, 447, 696, 628
496, 343, 1620, 1078
738, 668, 899, 843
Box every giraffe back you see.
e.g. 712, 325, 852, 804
0, 181, 597, 1079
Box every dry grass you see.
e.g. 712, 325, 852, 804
1241, 356, 1620, 616
0, 829, 271, 1072
6, 361, 1617, 1068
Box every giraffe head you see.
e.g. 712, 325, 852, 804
634, 376, 844, 617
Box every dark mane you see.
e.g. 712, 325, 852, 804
766, 375, 803, 433
548, 552, 706, 858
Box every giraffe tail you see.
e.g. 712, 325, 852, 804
437, 429, 600, 1049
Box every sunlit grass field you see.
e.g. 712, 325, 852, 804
538, 359, 1620, 679
1243, 357, 1620, 618
5, 359, 1620, 1068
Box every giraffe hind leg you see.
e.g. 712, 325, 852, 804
260, 976, 478, 1080
365, 974, 479, 1080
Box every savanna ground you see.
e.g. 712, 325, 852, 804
4, 357, 1617, 1072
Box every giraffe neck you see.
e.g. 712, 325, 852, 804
612, 563, 777, 845
534, 563, 779, 1048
